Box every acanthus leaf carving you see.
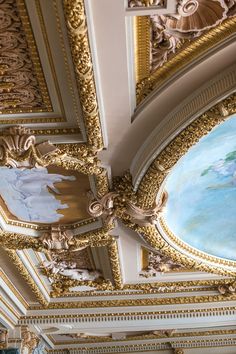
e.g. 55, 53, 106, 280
0, 125, 102, 175
87, 188, 168, 227
218, 280, 236, 297
21, 327, 39, 354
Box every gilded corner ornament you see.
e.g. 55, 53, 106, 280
0, 126, 102, 175
135, 8, 236, 104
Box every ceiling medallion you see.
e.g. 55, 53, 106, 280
134, 93, 236, 275
160, 114, 236, 263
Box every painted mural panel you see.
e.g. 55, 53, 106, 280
164, 114, 236, 261
0, 165, 90, 224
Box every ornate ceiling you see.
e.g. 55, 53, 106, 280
0, 0, 236, 354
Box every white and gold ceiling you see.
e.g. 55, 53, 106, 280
0, 0, 236, 353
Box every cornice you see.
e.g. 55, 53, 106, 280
20, 306, 236, 324
47, 328, 236, 346
46, 338, 236, 354
28, 293, 236, 311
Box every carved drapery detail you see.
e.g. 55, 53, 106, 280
0, 226, 113, 252
40, 226, 79, 252
125, 190, 168, 226
0, 126, 102, 174
0, 0, 51, 113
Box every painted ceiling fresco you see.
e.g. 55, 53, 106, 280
164, 114, 236, 261
0, 166, 90, 225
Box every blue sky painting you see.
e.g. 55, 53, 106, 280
164, 114, 236, 261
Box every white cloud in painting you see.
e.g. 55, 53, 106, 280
0, 167, 76, 223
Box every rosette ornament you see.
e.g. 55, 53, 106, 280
165, 0, 228, 35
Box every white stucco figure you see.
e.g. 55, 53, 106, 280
0, 166, 76, 223
42, 260, 101, 282
59, 268, 101, 281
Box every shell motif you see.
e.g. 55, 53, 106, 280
165, 0, 228, 34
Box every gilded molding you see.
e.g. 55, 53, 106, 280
63, 0, 103, 150
136, 93, 236, 205
31, 338, 236, 354
134, 16, 150, 83
136, 16, 236, 104
132, 92, 236, 276
0, 126, 102, 175
107, 240, 123, 289
48, 328, 236, 346
0, 0, 51, 113
26, 293, 236, 310
28, 278, 233, 300
4, 250, 48, 306
20, 306, 236, 320
0, 269, 29, 309
160, 218, 236, 268
29, 128, 81, 136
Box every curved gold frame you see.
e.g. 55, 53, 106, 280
135, 92, 236, 276
136, 16, 236, 104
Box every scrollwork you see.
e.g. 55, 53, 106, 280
0, 126, 102, 175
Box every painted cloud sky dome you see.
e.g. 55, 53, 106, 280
164, 114, 236, 262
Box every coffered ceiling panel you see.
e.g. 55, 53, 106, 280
0, 1, 236, 353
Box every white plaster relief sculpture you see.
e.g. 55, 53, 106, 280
0, 126, 58, 168
42, 260, 101, 282
40, 226, 77, 251
140, 250, 184, 277
126, 190, 168, 226
87, 190, 168, 227
87, 191, 119, 225
150, 0, 236, 71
